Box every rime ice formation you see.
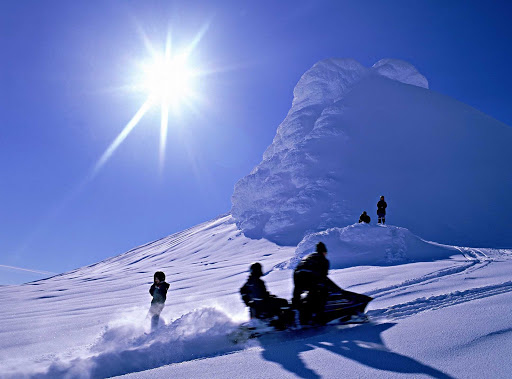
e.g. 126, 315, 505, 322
372, 59, 429, 89
231, 58, 512, 247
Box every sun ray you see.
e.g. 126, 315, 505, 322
159, 102, 169, 172
90, 98, 153, 180
182, 21, 210, 59
165, 28, 173, 60
137, 25, 159, 62
15, 99, 154, 256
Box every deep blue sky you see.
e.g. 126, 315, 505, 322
1, 0, 511, 284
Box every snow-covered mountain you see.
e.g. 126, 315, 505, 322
1, 59, 512, 378
0, 215, 511, 378
231, 58, 512, 247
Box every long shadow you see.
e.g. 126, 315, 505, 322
259, 322, 454, 379
260, 335, 320, 379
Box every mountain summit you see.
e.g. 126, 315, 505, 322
231, 58, 512, 247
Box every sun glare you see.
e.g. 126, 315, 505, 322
86, 25, 209, 182
139, 49, 199, 169
142, 53, 196, 109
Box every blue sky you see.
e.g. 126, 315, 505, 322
1, 0, 511, 285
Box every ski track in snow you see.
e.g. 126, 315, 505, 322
366, 247, 512, 321
369, 280, 512, 320
366, 247, 495, 298
366, 261, 478, 298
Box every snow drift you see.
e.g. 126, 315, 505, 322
280, 223, 460, 271
231, 58, 512, 247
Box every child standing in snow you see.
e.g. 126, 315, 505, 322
149, 271, 170, 331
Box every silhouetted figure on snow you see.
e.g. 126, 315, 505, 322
240, 262, 289, 322
359, 211, 371, 224
292, 242, 330, 324
377, 195, 387, 224
149, 271, 169, 331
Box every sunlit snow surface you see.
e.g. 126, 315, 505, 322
0, 215, 511, 378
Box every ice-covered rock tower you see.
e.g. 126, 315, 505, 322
231, 58, 512, 247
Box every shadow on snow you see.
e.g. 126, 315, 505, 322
259, 322, 454, 379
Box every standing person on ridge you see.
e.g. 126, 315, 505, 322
292, 242, 330, 324
149, 271, 170, 331
377, 195, 387, 224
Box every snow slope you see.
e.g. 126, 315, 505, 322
0, 215, 511, 378
1, 58, 511, 378
231, 58, 512, 247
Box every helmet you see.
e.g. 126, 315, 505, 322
154, 271, 166, 282
316, 242, 327, 253
250, 262, 263, 277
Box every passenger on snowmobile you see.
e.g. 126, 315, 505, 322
359, 211, 371, 224
292, 242, 330, 324
240, 263, 290, 324
377, 195, 387, 224
149, 271, 170, 331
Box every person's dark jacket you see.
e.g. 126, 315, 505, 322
294, 251, 329, 282
240, 275, 270, 306
377, 200, 387, 216
150, 282, 170, 304
359, 213, 371, 223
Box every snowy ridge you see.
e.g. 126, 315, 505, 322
262, 58, 428, 160
372, 58, 429, 89
280, 223, 461, 270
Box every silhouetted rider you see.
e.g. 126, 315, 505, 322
292, 242, 330, 323
240, 262, 288, 320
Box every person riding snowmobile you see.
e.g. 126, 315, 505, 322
292, 242, 330, 324
240, 262, 289, 323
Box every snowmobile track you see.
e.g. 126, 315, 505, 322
369, 280, 512, 320
367, 261, 478, 298
366, 247, 506, 299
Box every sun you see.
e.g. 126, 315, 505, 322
141, 52, 196, 109
138, 48, 200, 170
88, 28, 208, 182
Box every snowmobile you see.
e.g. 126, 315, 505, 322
237, 277, 373, 339
297, 278, 373, 326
